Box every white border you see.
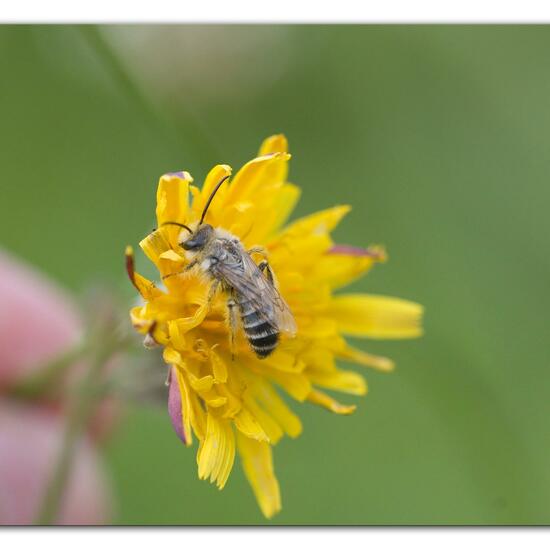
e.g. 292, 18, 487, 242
1, 528, 549, 549
2, 1, 550, 23
1, 1, 549, 544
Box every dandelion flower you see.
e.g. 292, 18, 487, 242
126, 135, 423, 518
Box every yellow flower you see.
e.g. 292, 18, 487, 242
126, 134, 423, 518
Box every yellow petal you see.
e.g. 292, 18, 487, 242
217, 384, 243, 419
237, 431, 281, 519
201, 164, 232, 205
211, 350, 228, 383
129, 305, 154, 333
225, 200, 258, 239
139, 230, 171, 266
156, 171, 193, 226
223, 152, 291, 208
337, 344, 395, 372
202, 393, 228, 408
244, 396, 284, 445
254, 380, 302, 438
259, 134, 288, 155
307, 389, 356, 415
191, 164, 232, 222
188, 387, 207, 441
241, 182, 301, 245
278, 205, 351, 240
243, 135, 291, 205
260, 369, 311, 402
271, 233, 334, 274
257, 350, 305, 373
307, 368, 367, 396
300, 346, 335, 371
167, 320, 187, 350
159, 249, 185, 262
310, 245, 386, 289
297, 317, 338, 339
133, 274, 163, 301
157, 250, 187, 292
163, 346, 183, 367
189, 374, 215, 393
197, 417, 218, 480
263, 183, 301, 236
234, 408, 269, 442
329, 294, 424, 339
197, 414, 235, 489
238, 181, 300, 248
171, 301, 210, 334
173, 366, 193, 446
125, 246, 163, 301
216, 421, 236, 489
172, 363, 208, 443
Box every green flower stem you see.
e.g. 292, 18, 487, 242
9, 344, 84, 402
35, 333, 120, 526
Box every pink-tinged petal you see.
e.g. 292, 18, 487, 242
0, 250, 81, 385
164, 171, 186, 179
167, 367, 187, 445
0, 400, 112, 525
329, 244, 387, 260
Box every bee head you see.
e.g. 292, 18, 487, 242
181, 223, 213, 251
159, 173, 230, 251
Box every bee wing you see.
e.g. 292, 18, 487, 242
240, 253, 297, 336
272, 297, 298, 336
212, 251, 297, 337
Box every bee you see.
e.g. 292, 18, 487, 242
162, 175, 297, 359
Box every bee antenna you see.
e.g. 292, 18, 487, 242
160, 221, 193, 234
200, 174, 231, 225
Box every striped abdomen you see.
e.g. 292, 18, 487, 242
238, 296, 279, 358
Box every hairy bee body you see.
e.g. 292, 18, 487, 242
237, 292, 280, 358
179, 224, 296, 359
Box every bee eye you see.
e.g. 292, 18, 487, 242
182, 231, 206, 250
181, 225, 211, 250
182, 240, 199, 251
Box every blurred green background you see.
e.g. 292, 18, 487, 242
1, 24, 549, 525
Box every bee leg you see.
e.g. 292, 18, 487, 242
250, 247, 275, 286
161, 259, 198, 281
258, 260, 275, 286
204, 279, 220, 308
227, 297, 238, 360
248, 246, 268, 259
184, 259, 198, 272
162, 271, 184, 281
